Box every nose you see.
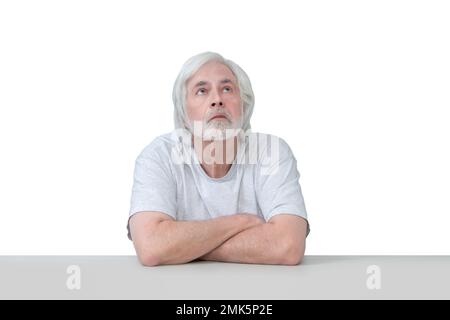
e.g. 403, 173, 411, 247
210, 88, 223, 107
211, 101, 223, 107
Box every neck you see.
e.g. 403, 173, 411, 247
192, 135, 238, 179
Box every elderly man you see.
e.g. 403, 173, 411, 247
127, 52, 310, 266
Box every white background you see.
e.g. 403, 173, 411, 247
1, 0, 449, 255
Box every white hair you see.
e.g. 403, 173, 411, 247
172, 51, 255, 132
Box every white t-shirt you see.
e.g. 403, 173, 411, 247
127, 129, 309, 240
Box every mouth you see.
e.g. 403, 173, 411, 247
209, 115, 228, 121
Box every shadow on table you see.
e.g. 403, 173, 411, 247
301, 255, 375, 266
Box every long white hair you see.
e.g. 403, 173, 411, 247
172, 52, 255, 132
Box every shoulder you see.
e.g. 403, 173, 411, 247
244, 131, 294, 163
136, 130, 183, 162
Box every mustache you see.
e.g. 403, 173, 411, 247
206, 110, 231, 122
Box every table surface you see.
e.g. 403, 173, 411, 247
1, 255, 449, 299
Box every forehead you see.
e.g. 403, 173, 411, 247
187, 61, 237, 87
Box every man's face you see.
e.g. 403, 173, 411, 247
185, 61, 242, 139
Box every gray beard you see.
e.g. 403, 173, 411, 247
203, 120, 240, 141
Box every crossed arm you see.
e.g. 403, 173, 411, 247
129, 211, 308, 266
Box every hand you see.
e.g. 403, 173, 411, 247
197, 214, 265, 262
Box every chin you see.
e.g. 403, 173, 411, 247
190, 119, 242, 141
203, 125, 240, 141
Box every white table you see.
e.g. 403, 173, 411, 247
1, 256, 449, 299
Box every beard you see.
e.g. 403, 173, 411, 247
204, 118, 236, 140
191, 118, 242, 141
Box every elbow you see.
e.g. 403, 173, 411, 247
139, 254, 161, 267
278, 239, 305, 266
136, 248, 164, 267
131, 218, 174, 267
283, 251, 304, 266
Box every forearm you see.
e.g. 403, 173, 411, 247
146, 215, 256, 265
200, 222, 300, 265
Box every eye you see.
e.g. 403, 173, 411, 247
196, 88, 207, 95
223, 86, 232, 93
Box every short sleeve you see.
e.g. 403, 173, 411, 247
256, 137, 310, 235
127, 146, 177, 240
